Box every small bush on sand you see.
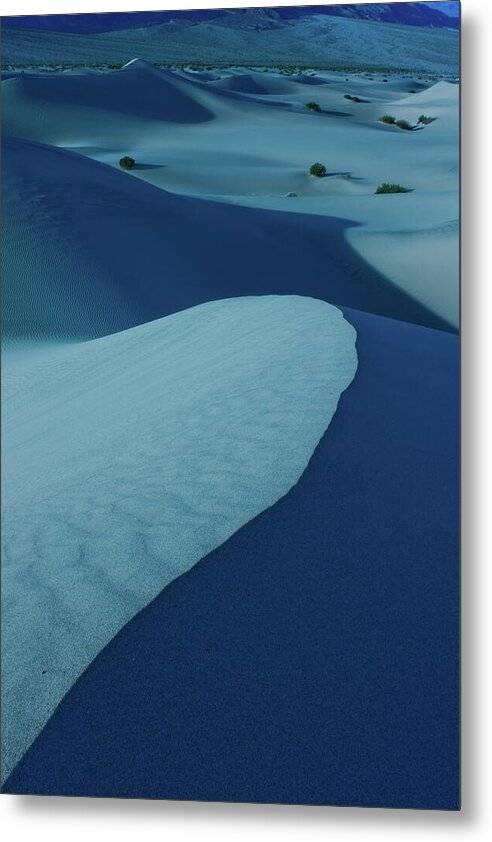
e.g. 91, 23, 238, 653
379, 115, 396, 124
375, 183, 410, 194
418, 114, 436, 125
306, 101, 321, 112
119, 156, 136, 170
309, 162, 327, 178
344, 94, 363, 102
395, 119, 412, 131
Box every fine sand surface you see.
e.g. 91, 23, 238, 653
2, 62, 459, 329
4, 307, 459, 809
2, 134, 452, 343
1, 56, 459, 798
2, 295, 357, 780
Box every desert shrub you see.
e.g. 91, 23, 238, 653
375, 183, 410, 194
306, 101, 321, 112
309, 162, 327, 178
379, 114, 396, 124
395, 119, 413, 131
286, 192, 298, 198
418, 114, 436, 125
119, 156, 135, 170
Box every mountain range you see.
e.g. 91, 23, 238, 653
3, 3, 460, 34
2, 5, 459, 72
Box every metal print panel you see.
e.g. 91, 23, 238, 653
1, 2, 460, 809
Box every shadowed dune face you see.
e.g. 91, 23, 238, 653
2, 307, 459, 808
2, 294, 357, 780
1, 67, 459, 331
4, 61, 215, 124
210, 72, 270, 95
2, 136, 453, 343
293, 73, 327, 85
1, 50, 459, 804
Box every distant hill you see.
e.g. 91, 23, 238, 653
280, 3, 459, 28
3, 3, 460, 34
2, 7, 459, 74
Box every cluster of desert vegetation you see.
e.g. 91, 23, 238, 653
379, 114, 437, 130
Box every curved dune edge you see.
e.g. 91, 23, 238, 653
347, 219, 459, 329
3, 307, 459, 808
2, 135, 454, 341
2, 294, 357, 780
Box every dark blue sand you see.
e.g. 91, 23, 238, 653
3, 137, 452, 337
4, 307, 459, 809
14, 70, 215, 123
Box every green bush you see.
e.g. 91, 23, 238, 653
418, 114, 436, 125
375, 183, 410, 194
395, 119, 413, 131
344, 94, 363, 102
119, 156, 136, 170
305, 101, 321, 112
309, 162, 327, 178
379, 115, 396, 124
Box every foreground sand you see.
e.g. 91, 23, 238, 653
2, 294, 356, 779
1, 60, 459, 794
4, 307, 459, 809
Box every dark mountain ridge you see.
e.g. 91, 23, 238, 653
3, 3, 460, 35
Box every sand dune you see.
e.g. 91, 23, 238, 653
395, 78, 458, 106
348, 219, 459, 328
2, 134, 451, 341
2, 63, 459, 329
2, 294, 357, 780
1, 50, 459, 791
210, 72, 271, 95
2, 59, 215, 131
3, 306, 459, 808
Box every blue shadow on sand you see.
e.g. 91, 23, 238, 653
3, 307, 459, 809
2, 137, 455, 339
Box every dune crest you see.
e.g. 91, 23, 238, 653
2, 294, 357, 780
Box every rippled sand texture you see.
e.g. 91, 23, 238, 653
1, 23, 459, 802
2, 295, 357, 778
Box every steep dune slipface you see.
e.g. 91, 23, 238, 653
3, 308, 459, 808
377, 81, 459, 136
208, 71, 302, 96
13, 59, 215, 122
210, 72, 270, 95
344, 80, 459, 328
2, 137, 152, 342
393, 80, 458, 108
2, 295, 357, 780
348, 220, 459, 329
3, 135, 447, 344
1, 61, 216, 146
